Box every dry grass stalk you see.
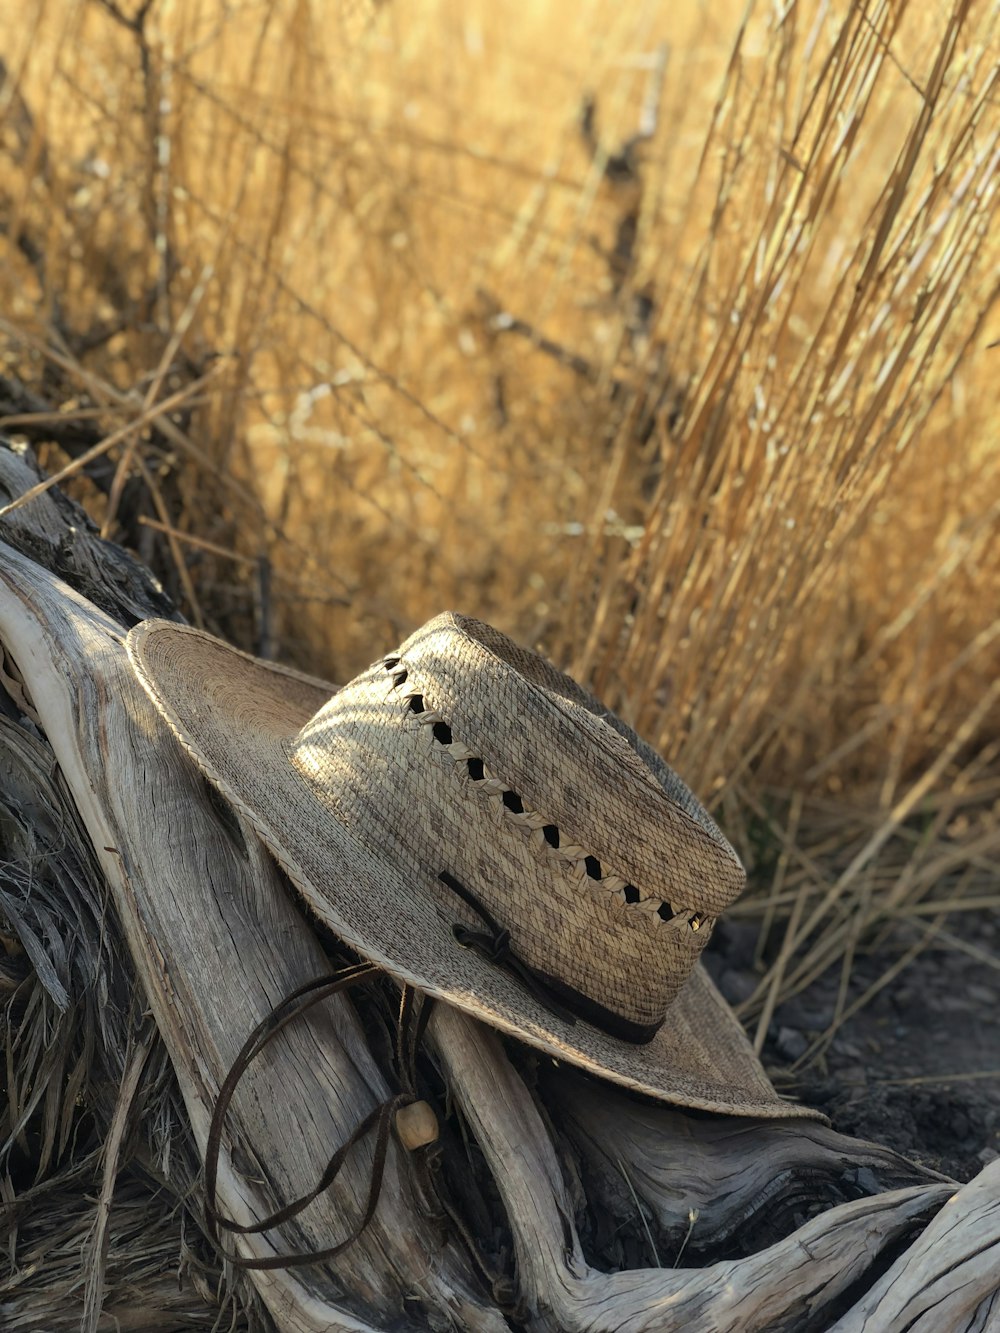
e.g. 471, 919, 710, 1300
0, 0, 996, 1061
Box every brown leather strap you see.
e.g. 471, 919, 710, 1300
204, 961, 415, 1270
439, 870, 579, 1025
439, 870, 663, 1044
204, 960, 517, 1303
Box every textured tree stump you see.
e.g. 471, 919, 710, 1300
0, 439, 996, 1332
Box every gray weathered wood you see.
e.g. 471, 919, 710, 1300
431, 1005, 953, 1332
545, 1066, 946, 1255
830, 1157, 1000, 1333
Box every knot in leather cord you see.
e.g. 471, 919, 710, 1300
439, 871, 578, 1027
453, 921, 512, 962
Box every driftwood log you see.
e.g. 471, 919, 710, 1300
0, 439, 998, 1332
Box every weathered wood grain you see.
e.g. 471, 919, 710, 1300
545, 1066, 947, 1256
830, 1157, 1000, 1333
430, 1004, 953, 1331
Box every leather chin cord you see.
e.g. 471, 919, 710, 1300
203, 956, 511, 1303
205, 867, 595, 1295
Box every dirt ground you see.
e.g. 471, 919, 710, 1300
705, 913, 1000, 1182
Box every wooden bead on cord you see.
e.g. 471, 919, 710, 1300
395, 1100, 439, 1151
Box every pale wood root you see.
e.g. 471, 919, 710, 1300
430, 1004, 954, 1332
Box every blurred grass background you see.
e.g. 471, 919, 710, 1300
1, 0, 998, 1051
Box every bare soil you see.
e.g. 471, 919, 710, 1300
705, 913, 1000, 1182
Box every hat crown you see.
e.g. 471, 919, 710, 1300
290, 613, 745, 1038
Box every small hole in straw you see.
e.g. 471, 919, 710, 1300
408, 694, 425, 714
502, 790, 524, 813
658, 901, 675, 922
584, 855, 602, 880
433, 721, 453, 745
467, 757, 485, 781
623, 884, 640, 904
542, 824, 560, 847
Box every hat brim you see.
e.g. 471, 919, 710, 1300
127, 621, 821, 1120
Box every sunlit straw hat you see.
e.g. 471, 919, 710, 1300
127, 611, 819, 1118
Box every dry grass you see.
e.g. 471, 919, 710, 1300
1, 0, 998, 1022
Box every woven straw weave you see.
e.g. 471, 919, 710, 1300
126, 611, 822, 1118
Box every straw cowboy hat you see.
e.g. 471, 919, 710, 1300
127, 611, 817, 1119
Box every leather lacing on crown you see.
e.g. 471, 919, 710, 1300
382, 655, 712, 934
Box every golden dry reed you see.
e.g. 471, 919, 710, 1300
1, 0, 998, 1018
